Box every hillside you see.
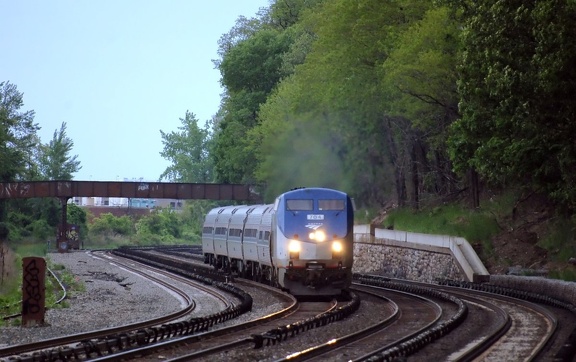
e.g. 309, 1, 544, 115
376, 193, 576, 280
482, 197, 575, 277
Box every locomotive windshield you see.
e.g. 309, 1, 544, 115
318, 199, 345, 210
286, 199, 345, 211
286, 199, 313, 210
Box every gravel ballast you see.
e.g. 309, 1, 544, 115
0, 251, 184, 347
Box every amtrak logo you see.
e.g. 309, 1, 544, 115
305, 223, 323, 230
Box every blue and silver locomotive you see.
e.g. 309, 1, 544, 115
202, 187, 354, 296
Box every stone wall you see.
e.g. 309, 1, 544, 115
352, 233, 576, 310
353, 235, 463, 283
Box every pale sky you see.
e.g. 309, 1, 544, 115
0, 0, 269, 182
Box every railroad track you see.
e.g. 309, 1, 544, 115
0, 251, 247, 361
417, 281, 558, 361
351, 275, 570, 361
114, 246, 576, 361
274, 285, 444, 362
93, 248, 363, 361
120, 297, 352, 362
3, 246, 574, 361
255, 276, 570, 361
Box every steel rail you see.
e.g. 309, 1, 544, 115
100, 251, 235, 311
363, 276, 559, 361
274, 284, 443, 362
438, 286, 557, 361
86, 280, 299, 362
0, 252, 197, 358
161, 299, 343, 362
274, 286, 401, 361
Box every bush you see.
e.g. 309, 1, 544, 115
89, 213, 135, 237
30, 219, 53, 241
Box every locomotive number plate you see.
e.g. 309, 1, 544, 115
307, 214, 324, 220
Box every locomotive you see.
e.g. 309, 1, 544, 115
202, 187, 354, 296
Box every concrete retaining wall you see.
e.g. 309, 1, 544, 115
353, 233, 462, 283
353, 225, 488, 282
353, 225, 576, 307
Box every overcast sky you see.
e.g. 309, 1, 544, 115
0, 0, 269, 182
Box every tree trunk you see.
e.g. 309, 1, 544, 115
410, 141, 419, 210
470, 168, 480, 208
383, 116, 408, 207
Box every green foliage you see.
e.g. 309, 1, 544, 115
134, 205, 205, 245
354, 207, 381, 225
0, 290, 20, 325
135, 210, 180, 239
30, 219, 52, 240
36, 122, 81, 180
250, 0, 417, 205
50, 266, 85, 295
213, 19, 295, 184
382, 6, 460, 144
84, 234, 130, 249
0, 83, 40, 224
67, 203, 88, 240
0, 81, 80, 245
11, 241, 47, 257
178, 200, 216, 243
159, 111, 214, 183
548, 269, 576, 282
449, 0, 576, 209
7, 211, 33, 240
85, 202, 209, 247
0, 81, 40, 185
383, 204, 500, 246
88, 213, 134, 238
0, 222, 8, 240
537, 216, 576, 264
213, 117, 253, 184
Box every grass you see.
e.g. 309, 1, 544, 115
548, 268, 576, 282
368, 189, 576, 283
0, 243, 86, 326
10, 240, 48, 257
381, 203, 500, 253
537, 217, 575, 258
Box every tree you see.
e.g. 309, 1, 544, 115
0, 81, 39, 224
89, 213, 134, 238
0, 81, 39, 183
249, 0, 432, 206
213, 23, 294, 183
381, 5, 461, 207
67, 203, 88, 243
159, 111, 213, 183
449, 0, 576, 208
37, 122, 81, 180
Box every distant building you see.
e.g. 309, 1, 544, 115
69, 179, 185, 211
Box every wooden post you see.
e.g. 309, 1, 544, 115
22, 257, 46, 327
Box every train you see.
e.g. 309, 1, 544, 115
202, 187, 354, 296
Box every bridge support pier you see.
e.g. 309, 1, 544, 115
57, 197, 70, 253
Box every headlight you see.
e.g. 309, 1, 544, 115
309, 230, 326, 242
288, 240, 301, 253
332, 241, 343, 253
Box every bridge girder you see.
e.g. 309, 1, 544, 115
0, 181, 260, 202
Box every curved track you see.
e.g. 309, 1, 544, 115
274, 276, 563, 362
0, 251, 235, 361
